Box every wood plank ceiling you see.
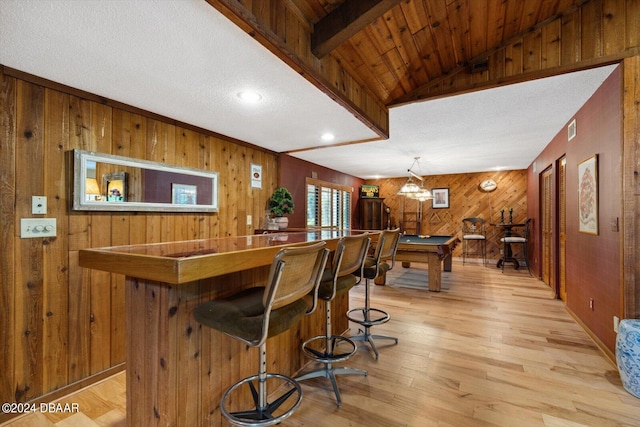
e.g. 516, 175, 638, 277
291, 0, 586, 107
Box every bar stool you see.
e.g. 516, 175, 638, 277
346, 228, 400, 359
500, 218, 532, 275
296, 233, 371, 407
462, 217, 486, 265
193, 242, 329, 426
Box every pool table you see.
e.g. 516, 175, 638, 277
375, 234, 460, 292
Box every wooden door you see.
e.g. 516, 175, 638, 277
360, 198, 385, 230
541, 167, 554, 291
558, 157, 567, 301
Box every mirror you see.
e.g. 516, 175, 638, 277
73, 149, 219, 212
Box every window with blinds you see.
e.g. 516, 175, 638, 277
306, 178, 352, 229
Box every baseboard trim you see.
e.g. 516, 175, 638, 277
0, 364, 125, 425
564, 306, 617, 367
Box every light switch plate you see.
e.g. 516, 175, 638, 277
21, 218, 56, 238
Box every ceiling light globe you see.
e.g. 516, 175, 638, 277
321, 133, 335, 142
237, 91, 262, 103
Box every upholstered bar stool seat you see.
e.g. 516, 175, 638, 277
297, 233, 370, 406
196, 287, 308, 341
194, 242, 328, 426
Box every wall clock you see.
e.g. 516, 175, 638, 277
479, 179, 497, 192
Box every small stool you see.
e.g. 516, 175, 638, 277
346, 228, 400, 359
500, 218, 532, 275
194, 242, 328, 426
462, 217, 486, 265
296, 233, 370, 406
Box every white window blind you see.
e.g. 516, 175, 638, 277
306, 178, 352, 229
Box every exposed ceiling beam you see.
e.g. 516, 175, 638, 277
206, 0, 390, 139
312, 0, 403, 58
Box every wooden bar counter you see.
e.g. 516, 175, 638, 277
79, 230, 367, 426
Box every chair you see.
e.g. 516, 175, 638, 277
462, 217, 487, 265
193, 242, 329, 426
500, 218, 532, 275
296, 233, 371, 407
346, 228, 401, 359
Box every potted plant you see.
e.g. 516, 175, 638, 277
268, 187, 294, 229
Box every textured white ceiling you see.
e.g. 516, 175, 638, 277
294, 65, 617, 178
0, 0, 377, 151
0, 0, 616, 179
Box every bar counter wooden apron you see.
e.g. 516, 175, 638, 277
80, 230, 367, 426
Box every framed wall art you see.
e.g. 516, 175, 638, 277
251, 164, 262, 189
172, 183, 197, 205
431, 188, 449, 209
578, 154, 598, 234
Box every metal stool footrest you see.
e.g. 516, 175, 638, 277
221, 373, 303, 427
346, 307, 391, 327
301, 334, 357, 364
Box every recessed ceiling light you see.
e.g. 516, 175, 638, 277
321, 133, 335, 142
237, 90, 262, 103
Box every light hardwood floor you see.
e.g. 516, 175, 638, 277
3, 261, 639, 426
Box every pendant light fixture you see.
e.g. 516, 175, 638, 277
396, 174, 421, 198
397, 157, 433, 200
414, 181, 434, 201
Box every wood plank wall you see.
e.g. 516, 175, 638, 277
0, 67, 279, 416
397, 0, 640, 105
365, 170, 528, 261
623, 56, 640, 319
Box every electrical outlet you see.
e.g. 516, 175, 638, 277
610, 217, 619, 232
589, 298, 594, 310
32, 196, 47, 214
614, 316, 620, 333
